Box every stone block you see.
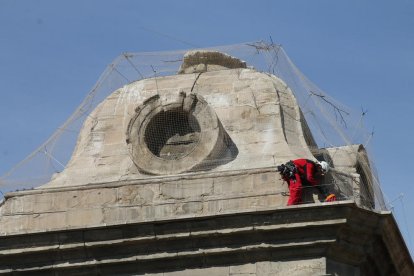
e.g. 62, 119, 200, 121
96, 154, 129, 170
216, 104, 256, 121
31, 212, 67, 232
64, 154, 95, 169
202, 199, 220, 215
230, 130, 283, 146
92, 116, 121, 132
1, 197, 24, 215
140, 204, 176, 221
217, 197, 259, 214
0, 214, 30, 235
258, 104, 280, 115
233, 80, 252, 92
159, 89, 187, 106
251, 172, 285, 195
197, 73, 237, 85
236, 90, 254, 105
104, 129, 126, 145
95, 100, 118, 117
256, 194, 286, 209
213, 174, 254, 195
256, 258, 326, 276
155, 76, 196, 90
175, 201, 203, 216
76, 188, 117, 208
252, 91, 277, 105
52, 190, 83, 210
204, 93, 237, 108
66, 208, 103, 228
117, 184, 158, 206
160, 178, 213, 200
253, 115, 279, 132
101, 142, 129, 156
103, 206, 142, 225
230, 263, 256, 275
30, 193, 58, 213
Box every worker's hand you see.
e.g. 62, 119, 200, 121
325, 194, 336, 202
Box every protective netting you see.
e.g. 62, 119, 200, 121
0, 41, 387, 211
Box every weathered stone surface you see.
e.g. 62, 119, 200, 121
229, 263, 256, 275
39, 63, 316, 188
0, 168, 290, 235
256, 258, 326, 276
0, 204, 412, 275
178, 51, 247, 74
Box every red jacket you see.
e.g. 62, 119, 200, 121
292, 159, 318, 186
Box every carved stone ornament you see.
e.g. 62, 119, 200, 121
126, 91, 233, 175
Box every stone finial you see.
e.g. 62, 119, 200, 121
178, 50, 247, 74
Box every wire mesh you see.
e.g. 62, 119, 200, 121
0, 41, 387, 212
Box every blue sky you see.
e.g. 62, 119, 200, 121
1, 0, 413, 256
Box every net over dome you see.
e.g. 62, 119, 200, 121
0, 42, 386, 212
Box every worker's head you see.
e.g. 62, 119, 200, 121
317, 161, 330, 175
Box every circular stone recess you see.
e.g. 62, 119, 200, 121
144, 108, 201, 160
127, 93, 222, 175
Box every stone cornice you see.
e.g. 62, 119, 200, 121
0, 202, 412, 275
4, 166, 277, 199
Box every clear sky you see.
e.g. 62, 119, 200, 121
1, 0, 413, 256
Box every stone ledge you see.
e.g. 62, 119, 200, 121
0, 240, 336, 274
0, 203, 412, 275
0, 218, 346, 256
3, 166, 278, 199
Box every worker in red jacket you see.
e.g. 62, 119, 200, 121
278, 159, 336, 205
